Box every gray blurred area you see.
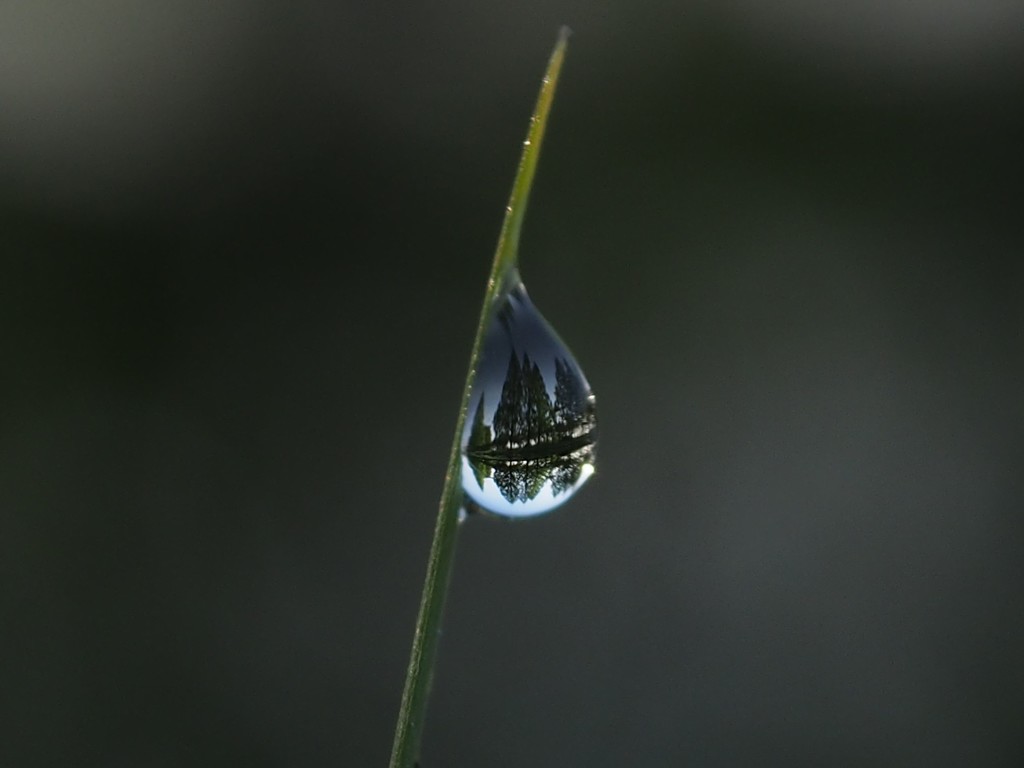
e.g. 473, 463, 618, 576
2, 2, 1023, 766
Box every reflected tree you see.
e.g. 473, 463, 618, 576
467, 349, 597, 504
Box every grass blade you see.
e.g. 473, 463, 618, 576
387, 26, 571, 768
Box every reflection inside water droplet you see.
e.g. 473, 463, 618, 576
460, 274, 597, 518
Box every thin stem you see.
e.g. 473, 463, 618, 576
387, 27, 571, 768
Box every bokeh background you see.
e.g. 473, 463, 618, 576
2, 1, 1023, 766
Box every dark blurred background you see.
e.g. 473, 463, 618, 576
2, 1, 1023, 766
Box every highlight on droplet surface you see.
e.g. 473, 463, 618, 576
460, 273, 597, 518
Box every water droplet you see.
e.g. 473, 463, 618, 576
461, 273, 597, 518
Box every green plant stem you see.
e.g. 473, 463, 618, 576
387, 27, 571, 768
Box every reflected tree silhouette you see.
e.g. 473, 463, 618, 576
467, 349, 597, 504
